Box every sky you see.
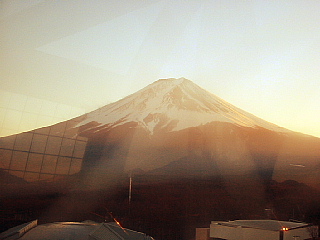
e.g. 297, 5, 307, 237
1, 0, 320, 138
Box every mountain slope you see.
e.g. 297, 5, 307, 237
69, 78, 319, 188
1, 78, 319, 189
77, 78, 290, 135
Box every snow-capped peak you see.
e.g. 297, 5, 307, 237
77, 78, 289, 134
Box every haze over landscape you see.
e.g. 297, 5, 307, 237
1, 1, 320, 239
1, 0, 320, 138
1, 77, 320, 239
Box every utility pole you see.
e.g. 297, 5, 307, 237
129, 173, 132, 204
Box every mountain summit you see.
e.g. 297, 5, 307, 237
77, 78, 288, 135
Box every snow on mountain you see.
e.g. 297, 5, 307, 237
77, 78, 290, 134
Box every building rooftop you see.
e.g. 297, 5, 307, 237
0, 220, 154, 240
213, 220, 310, 232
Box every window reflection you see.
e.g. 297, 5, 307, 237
26, 153, 43, 172
11, 151, 28, 171
69, 158, 82, 175
49, 122, 66, 137
0, 149, 12, 169
0, 135, 16, 149
30, 134, 48, 153
45, 136, 62, 155
34, 126, 50, 135
24, 172, 40, 182
9, 170, 24, 179
41, 155, 57, 174
60, 138, 75, 157
39, 173, 54, 182
73, 141, 86, 158
0, 121, 87, 182
14, 133, 33, 151
64, 121, 80, 138
56, 157, 71, 175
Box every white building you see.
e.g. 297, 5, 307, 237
209, 220, 317, 240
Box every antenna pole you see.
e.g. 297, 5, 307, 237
129, 173, 132, 204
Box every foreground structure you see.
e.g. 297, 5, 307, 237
196, 220, 318, 240
0, 220, 154, 240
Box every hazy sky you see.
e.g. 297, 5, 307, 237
1, 0, 320, 137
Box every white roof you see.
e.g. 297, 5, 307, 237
1, 220, 154, 240
213, 220, 310, 231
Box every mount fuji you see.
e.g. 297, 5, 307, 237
77, 78, 289, 135
69, 78, 320, 188
1, 78, 319, 188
